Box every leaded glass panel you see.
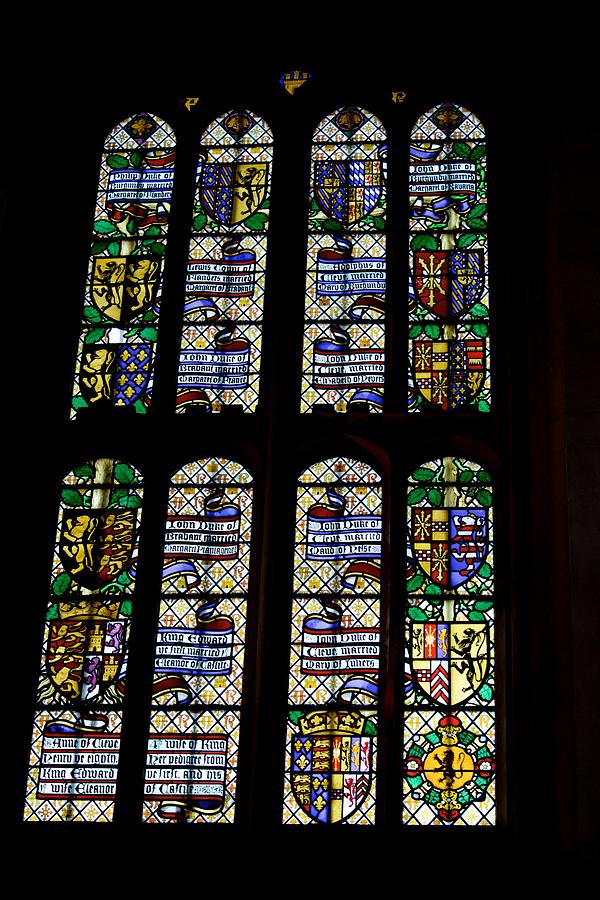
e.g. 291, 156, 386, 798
284, 457, 382, 824
24, 460, 143, 822
409, 105, 490, 413
72, 113, 175, 417
176, 111, 272, 413
301, 108, 387, 413
403, 457, 495, 825
143, 458, 253, 823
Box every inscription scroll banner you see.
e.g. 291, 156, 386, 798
178, 349, 250, 389
317, 245, 385, 298
306, 516, 381, 559
107, 169, 175, 203
301, 626, 379, 674
155, 626, 234, 675
37, 728, 120, 800
145, 735, 227, 804
178, 324, 250, 392
186, 246, 255, 301
313, 348, 384, 389
312, 322, 384, 392
409, 162, 476, 196
164, 512, 240, 559
306, 489, 381, 560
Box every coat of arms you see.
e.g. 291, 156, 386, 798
290, 708, 374, 823
413, 250, 484, 319
199, 162, 268, 226
412, 339, 485, 410
314, 160, 383, 226
411, 507, 488, 587
410, 621, 489, 705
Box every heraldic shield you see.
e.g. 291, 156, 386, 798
47, 616, 127, 701
59, 508, 136, 591
410, 621, 489, 705
90, 256, 160, 325
314, 160, 383, 226
411, 507, 488, 587
81, 342, 152, 407
412, 339, 485, 410
200, 162, 268, 226
291, 708, 373, 823
413, 250, 484, 320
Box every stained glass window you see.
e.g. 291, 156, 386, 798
72, 113, 175, 417
26, 87, 512, 839
284, 457, 382, 824
176, 110, 273, 413
301, 108, 387, 413
404, 457, 495, 824
409, 104, 490, 413
24, 460, 143, 822
143, 458, 253, 822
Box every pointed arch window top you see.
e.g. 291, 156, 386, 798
299, 456, 382, 485
105, 111, 176, 150
412, 103, 485, 141
312, 106, 386, 144
201, 109, 273, 146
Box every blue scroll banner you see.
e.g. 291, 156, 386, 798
154, 598, 234, 678
178, 323, 251, 391
185, 239, 256, 321
313, 324, 384, 404
409, 154, 477, 222
107, 167, 175, 204
316, 238, 385, 308
301, 610, 379, 676
305, 489, 381, 561
37, 714, 119, 801
145, 733, 228, 817
301, 490, 381, 693
163, 491, 241, 561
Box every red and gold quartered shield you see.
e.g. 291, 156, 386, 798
47, 613, 127, 701
59, 509, 136, 591
410, 621, 489, 705
413, 251, 484, 319
412, 339, 485, 410
200, 163, 268, 226
90, 256, 160, 324
291, 708, 373, 823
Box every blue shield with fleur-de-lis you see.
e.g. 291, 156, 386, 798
81, 342, 152, 408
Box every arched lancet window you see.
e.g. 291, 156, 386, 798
284, 456, 382, 824
176, 110, 273, 413
143, 458, 254, 823
409, 104, 489, 413
404, 456, 495, 825
25, 460, 143, 822
72, 113, 175, 417
301, 108, 386, 413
